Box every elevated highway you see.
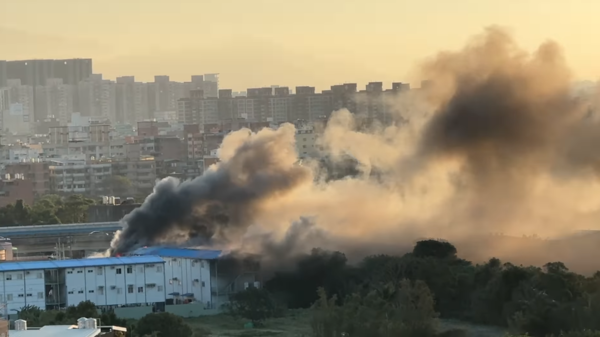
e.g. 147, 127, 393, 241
0, 222, 123, 258
0, 222, 122, 238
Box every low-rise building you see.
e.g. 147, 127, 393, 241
0, 255, 166, 313
4, 161, 50, 198
0, 174, 34, 207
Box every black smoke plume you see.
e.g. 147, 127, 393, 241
108, 125, 310, 256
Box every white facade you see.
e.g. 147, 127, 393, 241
0, 269, 46, 313
0, 256, 166, 313
163, 257, 211, 304
295, 126, 319, 158
64, 262, 166, 306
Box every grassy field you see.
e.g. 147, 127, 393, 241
185, 309, 508, 337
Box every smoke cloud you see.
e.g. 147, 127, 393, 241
108, 124, 311, 255
108, 27, 600, 273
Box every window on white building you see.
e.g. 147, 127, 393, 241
128, 285, 134, 293
17, 274, 23, 280
98, 288, 104, 295
202, 281, 205, 287
138, 287, 144, 293
157, 286, 163, 292
18, 294, 24, 298
5, 275, 11, 281
126, 267, 133, 274
157, 266, 163, 272
97, 268, 103, 275
37, 292, 43, 299
116, 268, 122, 274
6, 294, 12, 301
26, 293, 32, 297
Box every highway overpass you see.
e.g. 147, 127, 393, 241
0, 222, 123, 258
0, 222, 122, 238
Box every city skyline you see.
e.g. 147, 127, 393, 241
4, 0, 600, 90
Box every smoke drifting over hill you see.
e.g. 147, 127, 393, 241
107, 27, 600, 272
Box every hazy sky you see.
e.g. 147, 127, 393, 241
2, 0, 599, 90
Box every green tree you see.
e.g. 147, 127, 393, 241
413, 239, 458, 259
104, 175, 133, 197
135, 312, 192, 337
311, 280, 438, 337
228, 286, 277, 324
54, 195, 94, 223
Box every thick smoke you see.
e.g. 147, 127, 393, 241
108, 27, 600, 273
108, 124, 311, 255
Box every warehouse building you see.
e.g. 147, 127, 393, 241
0, 247, 260, 315
0, 256, 166, 314
130, 247, 260, 308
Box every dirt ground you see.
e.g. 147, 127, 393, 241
185, 309, 508, 337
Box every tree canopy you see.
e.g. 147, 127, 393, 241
0, 194, 95, 226
265, 239, 600, 337
135, 312, 193, 337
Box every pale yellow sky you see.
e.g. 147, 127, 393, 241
2, 0, 599, 90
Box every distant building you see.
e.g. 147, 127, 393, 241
295, 125, 319, 158
87, 202, 140, 223
3, 79, 34, 134
4, 161, 50, 197
137, 120, 159, 137
78, 74, 116, 123
0, 174, 34, 207
2, 58, 92, 120
35, 78, 74, 124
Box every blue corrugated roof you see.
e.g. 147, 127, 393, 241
0, 255, 164, 272
132, 247, 222, 260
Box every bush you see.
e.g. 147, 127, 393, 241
135, 312, 192, 337
228, 287, 278, 325
311, 280, 439, 337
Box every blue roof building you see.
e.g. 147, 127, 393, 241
0, 255, 164, 272
131, 247, 222, 260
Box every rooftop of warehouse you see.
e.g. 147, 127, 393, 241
0, 255, 164, 272
131, 246, 222, 260
10, 326, 101, 337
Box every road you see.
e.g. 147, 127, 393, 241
0, 223, 122, 258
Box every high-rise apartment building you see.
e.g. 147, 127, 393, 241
203, 74, 219, 98
2, 58, 92, 121
154, 75, 175, 113
0, 61, 6, 88
115, 76, 148, 125
78, 74, 116, 122
35, 78, 74, 124
3, 79, 34, 134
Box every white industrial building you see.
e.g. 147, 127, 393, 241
0, 256, 166, 314
131, 247, 218, 305
0, 247, 260, 314
131, 247, 260, 307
